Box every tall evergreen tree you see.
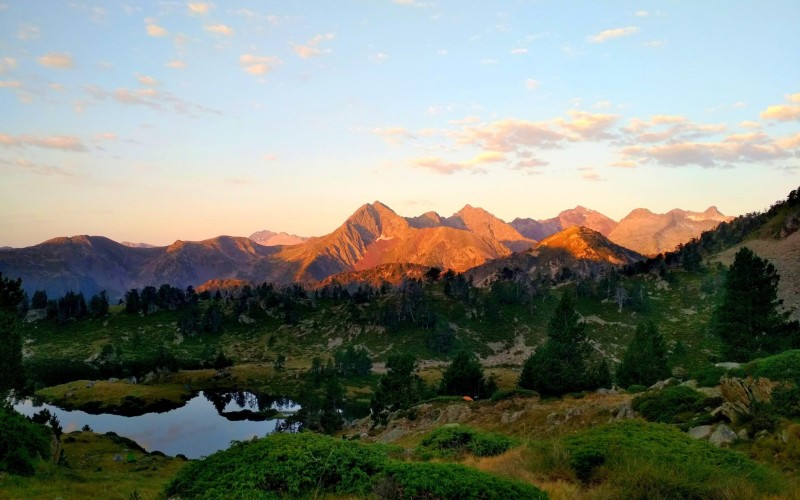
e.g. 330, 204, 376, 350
518, 291, 607, 396
438, 350, 486, 398
616, 321, 670, 388
713, 247, 800, 361
370, 353, 426, 424
0, 273, 24, 396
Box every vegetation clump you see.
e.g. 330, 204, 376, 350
417, 425, 515, 459
616, 321, 670, 388
0, 404, 52, 476
166, 432, 544, 499
631, 385, 713, 425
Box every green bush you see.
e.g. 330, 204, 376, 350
563, 420, 783, 496
0, 404, 52, 476
771, 385, 800, 418
490, 388, 538, 401
632, 385, 712, 425
738, 350, 800, 384
165, 433, 390, 498
687, 364, 728, 387
380, 461, 547, 499
626, 384, 647, 394
418, 425, 515, 459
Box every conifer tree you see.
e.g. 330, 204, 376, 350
713, 247, 800, 361
616, 321, 670, 388
518, 291, 608, 396
439, 350, 486, 398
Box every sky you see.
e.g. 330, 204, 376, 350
1, 1, 799, 247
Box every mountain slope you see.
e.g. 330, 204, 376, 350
608, 207, 734, 256
536, 226, 643, 265
511, 206, 618, 240
248, 230, 308, 247
443, 205, 535, 252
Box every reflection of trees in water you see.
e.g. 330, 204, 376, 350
203, 391, 295, 420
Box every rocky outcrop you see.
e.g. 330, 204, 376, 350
711, 376, 781, 422
709, 424, 738, 447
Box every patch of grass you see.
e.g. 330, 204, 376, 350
35, 380, 193, 415
418, 425, 516, 459
490, 388, 538, 401
561, 420, 785, 497
631, 385, 715, 426
0, 430, 185, 499
736, 349, 800, 384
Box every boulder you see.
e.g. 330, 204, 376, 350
709, 424, 737, 447
613, 403, 635, 421
688, 425, 713, 440
649, 378, 677, 390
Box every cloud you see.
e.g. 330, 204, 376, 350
0, 157, 75, 177
644, 40, 667, 48
0, 80, 21, 88
635, 10, 649, 17
524, 78, 540, 90
239, 54, 282, 75
410, 152, 505, 175
587, 26, 640, 43
17, 24, 40, 40
580, 168, 606, 181
263, 153, 278, 161
558, 110, 620, 140
739, 120, 761, 129
0, 133, 88, 152
84, 85, 219, 115
95, 132, 117, 140
370, 52, 390, 63
373, 127, 415, 145
479, 58, 498, 65
448, 116, 481, 125
293, 33, 335, 59
456, 118, 565, 152
187, 2, 213, 14
136, 74, 160, 86
166, 59, 187, 69
38, 52, 74, 69
510, 48, 528, 55
0, 57, 17, 73
436, 49, 448, 56
205, 24, 234, 36
760, 92, 800, 121
145, 21, 168, 37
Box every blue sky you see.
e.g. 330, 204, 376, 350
1, 1, 799, 247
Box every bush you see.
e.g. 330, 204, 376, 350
490, 388, 538, 401
737, 350, 800, 384
563, 420, 783, 496
0, 404, 52, 476
632, 386, 711, 425
379, 461, 547, 499
166, 433, 391, 498
418, 425, 515, 459
626, 384, 647, 394
687, 364, 728, 387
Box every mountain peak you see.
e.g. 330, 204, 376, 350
536, 226, 642, 265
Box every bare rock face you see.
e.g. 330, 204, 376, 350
709, 424, 738, 447
711, 376, 781, 422
688, 425, 713, 440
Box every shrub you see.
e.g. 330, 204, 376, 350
626, 384, 647, 394
738, 350, 800, 384
418, 425, 514, 459
0, 404, 52, 476
563, 420, 783, 496
490, 388, 538, 402
379, 461, 547, 499
166, 432, 391, 498
631, 385, 711, 425
687, 364, 728, 387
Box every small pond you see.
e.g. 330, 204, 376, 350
13, 391, 298, 459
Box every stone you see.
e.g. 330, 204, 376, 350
142, 371, 157, 384
709, 424, 737, 447
688, 425, 713, 440
714, 362, 741, 370
238, 314, 255, 325
113, 454, 123, 462
108, 378, 119, 383
680, 380, 698, 389
613, 403, 635, 421
737, 428, 749, 440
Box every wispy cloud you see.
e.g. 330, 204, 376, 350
292, 33, 335, 59
136, 74, 160, 86
38, 52, 74, 69
587, 26, 640, 43
145, 19, 168, 37
411, 151, 505, 175
17, 24, 40, 40
0, 133, 87, 152
0, 57, 17, 73
524, 78, 540, 90
0, 80, 22, 88
510, 48, 528, 55
205, 24, 234, 36
239, 54, 282, 75
187, 2, 213, 14
760, 92, 800, 121
166, 59, 187, 69
0, 157, 76, 177
373, 127, 415, 145
369, 52, 390, 64
84, 85, 219, 115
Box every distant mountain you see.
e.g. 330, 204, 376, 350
468, 226, 643, 285
315, 263, 432, 289
511, 206, 618, 240
248, 230, 308, 247
608, 206, 734, 256
120, 241, 158, 249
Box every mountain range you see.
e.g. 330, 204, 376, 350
0, 201, 732, 300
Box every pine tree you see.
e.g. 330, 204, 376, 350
439, 350, 485, 398
616, 321, 670, 388
518, 291, 607, 396
0, 273, 24, 396
713, 247, 800, 361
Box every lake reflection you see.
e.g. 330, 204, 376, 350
13, 391, 298, 459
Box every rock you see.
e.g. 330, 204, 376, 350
719, 376, 780, 419
108, 378, 119, 383
142, 371, 157, 384
614, 403, 635, 421
113, 454, 123, 462
238, 314, 255, 325
24, 309, 47, 323
710, 402, 749, 422
688, 425, 713, 440
737, 428, 749, 440
709, 424, 737, 447
680, 380, 698, 389
127, 376, 137, 385
714, 362, 741, 370
85, 381, 94, 389
649, 378, 677, 390
671, 366, 688, 378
